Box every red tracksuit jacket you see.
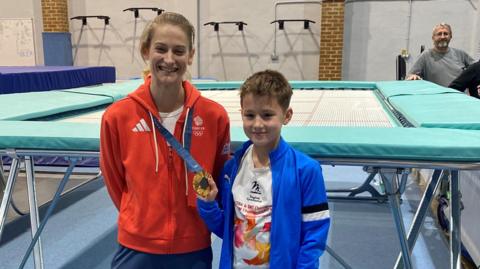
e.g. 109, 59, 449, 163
100, 77, 230, 254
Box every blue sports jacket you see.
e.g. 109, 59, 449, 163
197, 138, 330, 268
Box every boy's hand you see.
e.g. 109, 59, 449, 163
197, 176, 218, 202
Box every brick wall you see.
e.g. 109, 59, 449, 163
319, 0, 344, 80
41, 0, 69, 32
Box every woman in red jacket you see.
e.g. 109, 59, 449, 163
100, 12, 230, 269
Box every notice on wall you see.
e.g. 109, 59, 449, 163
0, 18, 36, 66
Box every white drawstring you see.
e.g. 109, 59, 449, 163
149, 109, 189, 196
183, 107, 190, 196
149, 112, 159, 173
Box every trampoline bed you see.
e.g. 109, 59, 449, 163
0, 66, 116, 94
1, 79, 480, 269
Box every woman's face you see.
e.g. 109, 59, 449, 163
143, 24, 194, 86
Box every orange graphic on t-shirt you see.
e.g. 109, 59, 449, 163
234, 214, 272, 265
244, 241, 270, 265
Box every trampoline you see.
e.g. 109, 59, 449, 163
1, 79, 480, 269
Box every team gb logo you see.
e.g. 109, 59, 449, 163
193, 116, 204, 136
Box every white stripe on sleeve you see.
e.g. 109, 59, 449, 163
302, 210, 330, 222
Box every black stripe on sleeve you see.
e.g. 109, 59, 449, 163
301, 203, 329, 214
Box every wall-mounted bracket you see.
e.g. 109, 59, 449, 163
70, 16, 110, 26
270, 19, 316, 30
122, 7, 165, 18
204, 21, 247, 31
270, 2, 322, 61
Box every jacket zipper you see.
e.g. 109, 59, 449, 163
167, 145, 174, 250
229, 159, 241, 266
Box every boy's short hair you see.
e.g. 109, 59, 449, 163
240, 70, 293, 110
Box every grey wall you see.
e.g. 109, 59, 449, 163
68, 0, 200, 79
1, 0, 479, 81
198, 1, 321, 81
67, 0, 321, 80
0, 0, 44, 65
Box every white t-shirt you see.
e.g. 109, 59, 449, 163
159, 106, 183, 147
159, 105, 184, 134
232, 145, 272, 268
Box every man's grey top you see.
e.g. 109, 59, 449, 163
408, 48, 475, 87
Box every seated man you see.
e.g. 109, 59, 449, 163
407, 23, 475, 87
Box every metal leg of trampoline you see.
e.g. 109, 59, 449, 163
394, 169, 443, 269
0, 157, 5, 189
328, 168, 387, 202
25, 156, 44, 269
326, 245, 353, 269
449, 170, 461, 269
380, 168, 412, 269
0, 157, 5, 205
0, 157, 20, 241
19, 157, 78, 269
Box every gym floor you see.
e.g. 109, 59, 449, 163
0, 165, 459, 269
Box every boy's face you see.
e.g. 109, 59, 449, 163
241, 93, 292, 151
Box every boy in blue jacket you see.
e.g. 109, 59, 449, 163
196, 69, 330, 268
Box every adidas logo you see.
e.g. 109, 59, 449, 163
132, 118, 151, 132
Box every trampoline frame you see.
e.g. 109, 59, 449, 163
2, 149, 479, 269
2, 79, 480, 269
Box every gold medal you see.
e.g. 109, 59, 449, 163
193, 170, 212, 198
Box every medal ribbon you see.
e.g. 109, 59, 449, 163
151, 107, 202, 173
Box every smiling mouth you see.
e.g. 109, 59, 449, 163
437, 41, 448, 48
158, 65, 179, 73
